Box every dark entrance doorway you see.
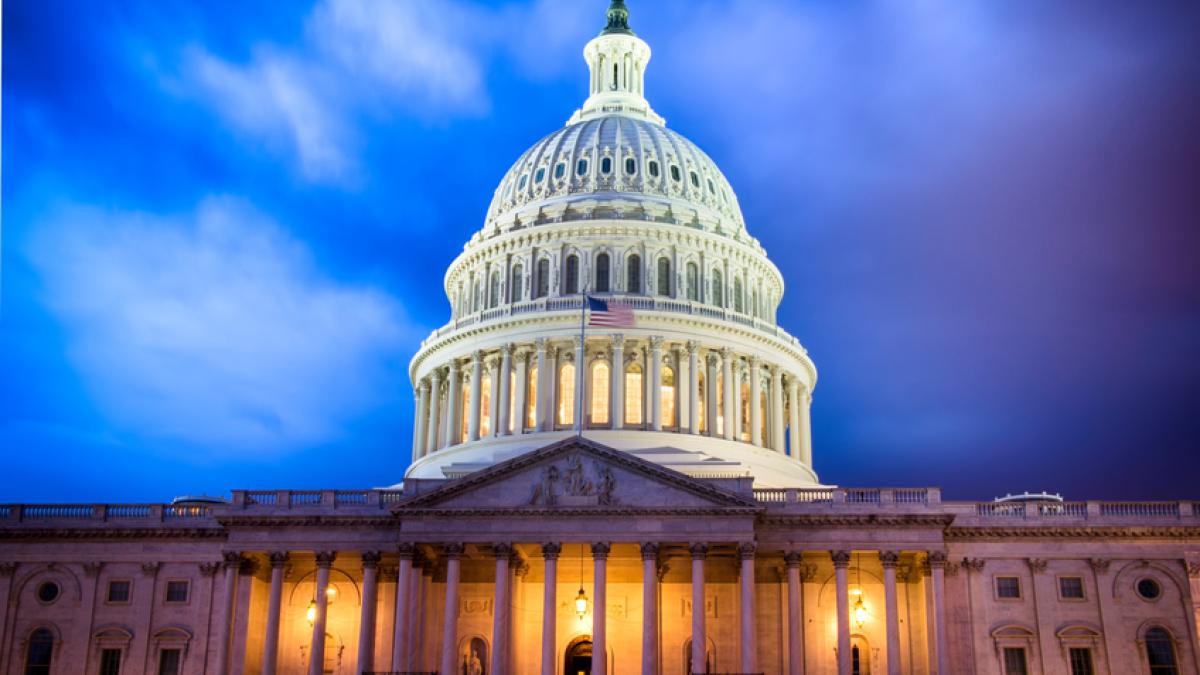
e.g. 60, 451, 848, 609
564, 635, 592, 675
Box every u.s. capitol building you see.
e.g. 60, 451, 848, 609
3, 3, 1197, 675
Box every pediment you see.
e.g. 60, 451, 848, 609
395, 437, 758, 513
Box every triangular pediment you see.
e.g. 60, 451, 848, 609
395, 437, 758, 512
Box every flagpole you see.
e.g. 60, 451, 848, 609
575, 284, 589, 438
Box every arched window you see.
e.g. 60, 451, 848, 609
480, 372, 492, 437
554, 162, 565, 179
697, 370, 707, 433
656, 258, 671, 296
25, 628, 54, 675
686, 262, 698, 301
507, 370, 516, 434
625, 363, 643, 425
601, 157, 613, 174
648, 160, 660, 178
627, 254, 642, 294
489, 270, 501, 308
460, 378, 470, 442
670, 165, 682, 182
740, 379, 751, 442
625, 158, 637, 175
751, 288, 759, 318
712, 270, 724, 308
526, 365, 538, 430
518, 174, 528, 191
590, 361, 610, 426
595, 253, 611, 292
1146, 627, 1179, 675
577, 159, 589, 176
535, 167, 546, 183
471, 274, 480, 313
734, 278, 744, 313
564, 255, 580, 295
613, 63, 619, 88
690, 171, 700, 188
510, 264, 523, 303
760, 388, 769, 443
557, 363, 575, 427
535, 258, 550, 299
660, 365, 676, 428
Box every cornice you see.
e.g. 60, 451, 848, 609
215, 516, 397, 528
946, 526, 1200, 540
0, 528, 227, 541
397, 506, 761, 518
758, 514, 956, 529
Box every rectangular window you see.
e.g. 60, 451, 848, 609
1059, 576, 1085, 600
99, 649, 122, 675
1003, 647, 1028, 675
996, 576, 1021, 599
1069, 648, 1094, 675
107, 580, 131, 603
165, 580, 189, 604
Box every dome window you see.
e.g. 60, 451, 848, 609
670, 165, 681, 182
648, 160, 660, 178
535, 258, 550, 298
595, 253, 611, 292
535, 167, 546, 183
690, 171, 700, 188
518, 175, 528, 191
554, 162, 566, 179
564, 255, 580, 295
656, 258, 671, 296
576, 159, 589, 176
625, 158, 637, 175
707, 178, 716, 194
601, 157, 613, 174
627, 254, 642, 294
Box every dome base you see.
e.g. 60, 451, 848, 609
405, 430, 824, 488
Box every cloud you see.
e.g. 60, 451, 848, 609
26, 197, 414, 452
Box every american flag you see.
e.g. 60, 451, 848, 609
587, 296, 636, 328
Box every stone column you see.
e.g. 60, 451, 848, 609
446, 360, 462, 446
787, 377, 802, 462
540, 543, 562, 675
770, 366, 785, 451
739, 543, 758, 674
649, 337, 663, 431
799, 385, 813, 466
261, 553, 287, 675
832, 550, 852, 675
214, 552, 241, 675
784, 553, 806, 675
414, 380, 430, 461
687, 341, 700, 435
706, 352, 720, 437
676, 345, 689, 431
513, 349, 529, 434
309, 552, 336, 675
534, 339, 548, 430
426, 369, 443, 454
487, 355, 501, 436
491, 544, 512, 675
543, 345, 558, 431
732, 365, 744, 441
611, 335, 625, 430
749, 357, 763, 447
498, 345, 513, 435
440, 544, 464, 675
690, 544, 708, 675
357, 552, 381, 674
721, 348, 735, 440
592, 543, 610, 675
641, 543, 660, 675
928, 551, 950, 675
392, 545, 414, 671
574, 336, 586, 431
881, 551, 902, 675
468, 352, 483, 441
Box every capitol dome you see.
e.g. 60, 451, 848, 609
407, 0, 820, 487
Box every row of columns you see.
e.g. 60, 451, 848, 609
413, 337, 814, 463
243, 544, 949, 675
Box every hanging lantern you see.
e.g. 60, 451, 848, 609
575, 587, 589, 619
306, 598, 317, 626
853, 596, 868, 628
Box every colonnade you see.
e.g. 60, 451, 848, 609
412, 336, 813, 467
240, 544, 950, 675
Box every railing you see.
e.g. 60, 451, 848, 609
22, 505, 95, 519
976, 502, 1026, 518
106, 505, 151, 518
752, 489, 786, 503
245, 491, 278, 505
424, 294, 801, 350
845, 489, 880, 504
894, 488, 929, 504
289, 491, 323, 506
335, 491, 368, 505
1038, 502, 1088, 518
1100, 502, 1180, 518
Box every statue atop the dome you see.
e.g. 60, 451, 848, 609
602, 0, 634, 36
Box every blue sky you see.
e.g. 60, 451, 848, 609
3, 0, 1198, 503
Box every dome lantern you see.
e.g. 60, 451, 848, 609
571, 1, 664, 126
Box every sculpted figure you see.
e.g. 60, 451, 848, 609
528, 465, 560, 506
596, 463, 617, 505
564, 454, 593, 496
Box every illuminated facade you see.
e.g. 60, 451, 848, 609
2, 3, 1198, 675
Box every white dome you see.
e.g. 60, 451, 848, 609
484, 116, 746, 237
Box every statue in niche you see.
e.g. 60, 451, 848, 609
460, 636, 487, 675
563, 455, 594, 496
528, 465, 559, 506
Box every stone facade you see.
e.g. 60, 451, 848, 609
2, 438, 1199, 675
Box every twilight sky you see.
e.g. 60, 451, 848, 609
3, 0, 1198, 503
